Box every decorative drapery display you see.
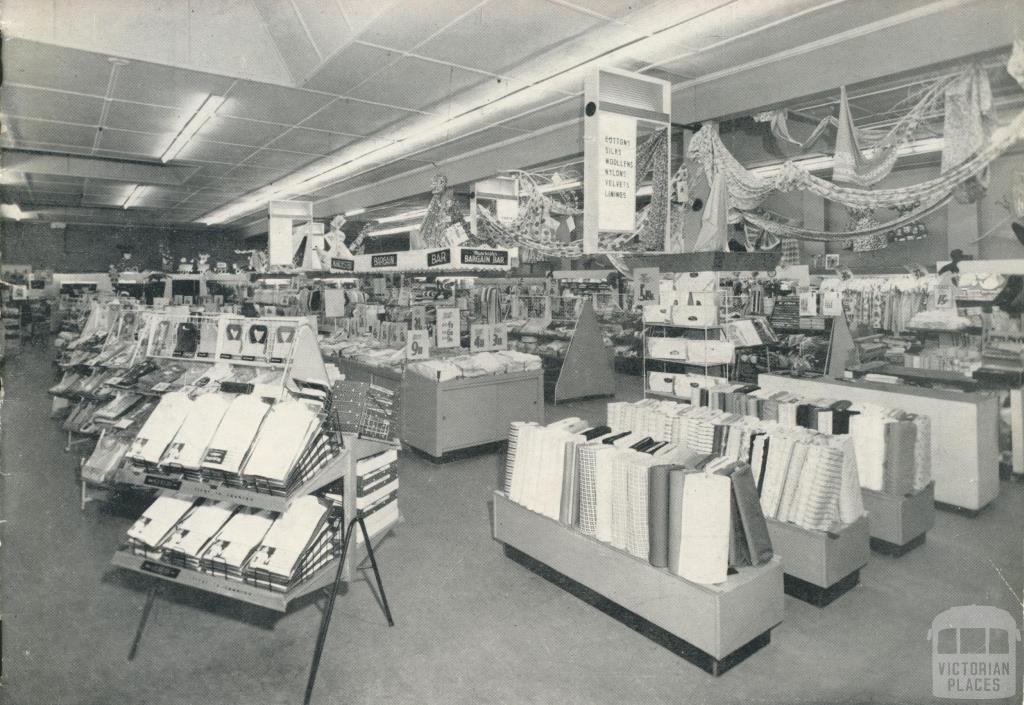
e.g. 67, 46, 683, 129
418, 174, 454, 248
754, 109, 835, 152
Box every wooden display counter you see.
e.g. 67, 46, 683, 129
493, 492, 784, 674
757, 373, 999, 513
402, 369, 544, 461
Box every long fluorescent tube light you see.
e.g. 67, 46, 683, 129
367, 224, 421, 236
376, 208, 428, 224
1, 203, 27, 220
161, 95, 225, 163
344, 207, 366, 217
123, 185, 145, 209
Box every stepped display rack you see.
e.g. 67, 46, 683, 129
108, 312, 401, 703
766, 516, 871, 607
492, 492, 784, 675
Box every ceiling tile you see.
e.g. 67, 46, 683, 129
194, 116, 289, 147
332, 158, 430, 191
251, 0, 323, 84
113, 61, 235, 110
22, 181, 84, 196
219, 82, 336, 125
242, 149, 318, 171
218, 165, 288, 186
291, 0, 354, 58
302, 42, 400, 94
6, 118, 97, 148
96, 128, 167, 159
553, 0, 655, 20
410, 125, 526, 163
416, 0, 603, 75
1, 137, 96, 157
1, 85, 105, 125
83, 182, 136, 197
497, 96, 583, 132
3, 39, 115, 95
176, 139, 257, 164
348, 56, 492, 111
300, 98, 415, 136
337, 0, 397, 34
265, 128, 357, 155
26, 174, 88, 187
105, 101, 192, 134
355, 0, 482, 51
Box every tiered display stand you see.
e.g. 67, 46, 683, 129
107, 311, 400, 704
492, 492, 784, 675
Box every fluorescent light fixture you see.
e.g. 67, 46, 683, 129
1, 203, 27, 220
376, 208, 428, 224
123, 185, 145, 209
344, 207, 366, 217
538, 179, 582, 194
161, 95, 225, 163
367, 224, 421, 237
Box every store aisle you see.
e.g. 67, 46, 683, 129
2, 350, 1022, 705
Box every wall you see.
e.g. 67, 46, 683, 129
0, 221, 247, 273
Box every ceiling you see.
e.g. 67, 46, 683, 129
0, 0, 1018, 230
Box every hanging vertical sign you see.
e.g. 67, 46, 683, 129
596, 112, 637, 232
470, 323, 489, 352
436, 307, 460, 348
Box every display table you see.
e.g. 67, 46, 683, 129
766, 516, 870, 607
493, 492, 784, 675
862, 482, 935, 556
402, 369, 544, 460
757, 373, 999, 514
331, 357, 403, 392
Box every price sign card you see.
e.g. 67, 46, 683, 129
490, 323, 508, 351
410, 306, 427, 331
406, 329, 430, 360
436, 307, 460, 348
470, 323, 489, 352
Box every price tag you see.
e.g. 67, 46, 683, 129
470, 323, 489, 352
935, 286, 955, 310
436, 307, 460, 348
821, 291, 842, 317
406, 329, 430, 360
490, 323, 508, 351
410, 306, 427, 331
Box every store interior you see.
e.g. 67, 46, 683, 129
2, 2, 1024, 704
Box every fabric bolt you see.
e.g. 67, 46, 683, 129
729, 463, 773, 565
676, 473, 732, 585
647, 465, 671, 567
624, 459, 651, 560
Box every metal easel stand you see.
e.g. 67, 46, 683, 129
304, 513, 395, 705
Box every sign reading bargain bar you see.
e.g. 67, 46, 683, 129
352, 247, 512, 273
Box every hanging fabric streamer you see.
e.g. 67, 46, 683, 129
833, 86, 902, 187
754, 109, 836, 152
693, 172, 731, 252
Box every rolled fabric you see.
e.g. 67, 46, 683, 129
677, 473, 732, 585
729, 463, 774, 565
667, 468, 685, 575
647, 465, 671, 567
714, 463, 751, 568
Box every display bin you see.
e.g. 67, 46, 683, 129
401, 369, 544, 461
756, 373, 999, 513
862, 482, 935, 556
766, 515, 870, 607
332, 357, 403, 393
493, 492, 784, 675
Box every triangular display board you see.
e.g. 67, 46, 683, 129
554, 300, 616, 403
824, 312, 858, 378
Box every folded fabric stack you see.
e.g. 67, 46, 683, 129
503, 418, 774, 585
199, 508, 276, 579
607, 400, 865, 533
160, 500, 238, 570
127, 494, 200, 558
245, 496, 334, 591
406, 351, 542, 382
125, 391, 196, 468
